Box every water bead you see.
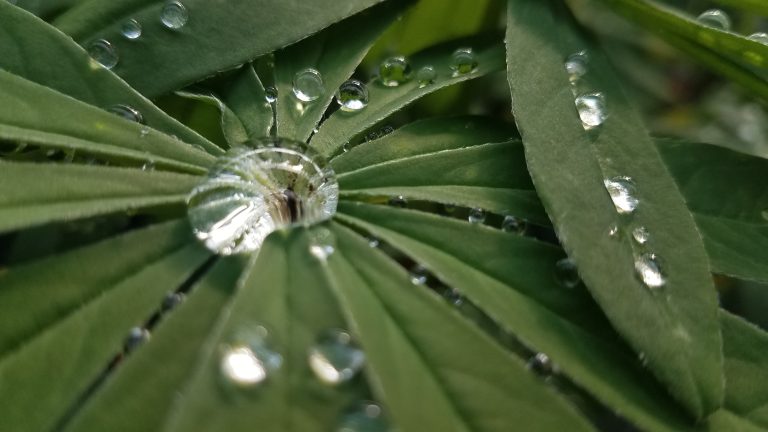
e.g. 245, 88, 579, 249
108, 104, 144, 124
308, 227, 336, 261
501, 215, 526, 234
634, 253, 665, 289
575, 92, 607, 130
124, 327, 150, 352
528, 352, 555, 377
604, 176, 639, 215
121, 19, 142, 40
336, 80, 369, 112
161, 292, 184, 311
450, 47, 478, 75
388, 196, 407, 208
608, 224, 619, 238
308, 329, 365, 385
696, 9, 731, 31
468, 208, 486, 224
632, 226, 650, 245
367, 236, 380, 248
409, 265, 428, 285
292, 68, 325, 102
379, 56, 412, 87
88, 39, 118, 69
265, 86, 278, 104
160, 1, 189, 30
554, 258, 580, 288
220, 325, 282, 388
336, 402, 390, 432
748, 33, 768, 45
186, 137, 339, 256
416, 65, 437, 87
564, 50, 588, 83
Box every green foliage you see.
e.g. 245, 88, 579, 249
0, 0, 767, 431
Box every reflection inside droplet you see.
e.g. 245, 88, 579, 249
634, 253, 665, 289
604, 176, 639, 215
308, 329, 365, 385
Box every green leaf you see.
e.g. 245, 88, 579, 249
0, 3, 218, 153
337, 141, 548, 225
174, 91, 244, 148
0, 162, 200, 233
0, 224, 209, 432
506, 0, 722, 418
657, 139, 768, 283
311, 35, 505, 157
0, 71, 215, 173
208, 64, 273, 144
274, 1, 409, 143
337, 202, 702, 432
323, 222, 595, 432
64, 257, 243, 432
13, 0, 84, 18
709, 0, 768, 15
53, 0, 392, 98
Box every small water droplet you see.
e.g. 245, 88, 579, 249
121, 19, 142, 40
468, 208, 486, 224
450, 47, 478, 76
108, 104, 144, 124
265, 86, 278, 104
388, 196, 407, 208
528, 352, 555, 377
608, 224, 619, 237
442, 288, 464, 306
161, 1, 189, 29
124, 327, 150, 352
336, 402, 389, 432
187, 138, 339, 255
501, 215, 526, 234
292, 68, 324, 102
88, 39, 118, 69
140, 126, 150, 137
379, 56, 412, 87
161, 292, 185, 311
555, 258, 580, 288
604, 176, 639, 215
416, 65, 437, 88
697, 9, 731, 31
409, 265, 428, 285
141, 160, 156, 171
575, 92, 607, 130
367, 236, 380, 248
632, 226, 650, 245
220, 325, 282, 388
308, 329, 365, 385
634, 253, 665, 289
335, 80, 369, 112
308, 227, 336, 261
565, 50, 588, 83
748, 33, 768, 45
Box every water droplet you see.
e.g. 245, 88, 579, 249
187, 138, 339, 255
575, 92, 607, 130
308, 227, 336, 261
108, 104, 144, 124
367, 236, 380, 248
336, 402, 389, 432
416, 65, 437, 87
335, 80, 369, 112
141, 160, 156, 171
442, 288, 464, 306
121, 19, 142, 40
528, 352, 555, 376
124, 327, 150, 352
450, 47, 478, 76
634, 253, 665, 289
697, 9, 731, 30
501, 215, 526, 234
409, 265, 428, 285
160, 1, 188, 30
161, 292, 184, 311
555, 258, 580, 288
565, 50, 588, 83
608, 224, 619, 238
388, 196, 407, 208
748, 33, 768, 45
140, 126, 150, 138
88, 39, 118, 69
379, 56, 412, 87
291, 68, 324, 102
632, 226, 650, 245
265, 86, 278, 104
220, 325, 282, 388
308, 329, 365, 385
468, 208, 486, 224
604, 176, 639, 215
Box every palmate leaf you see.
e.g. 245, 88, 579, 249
506, 0, 722, 419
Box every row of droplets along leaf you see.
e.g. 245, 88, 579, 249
564, 50, 607, 131
696, 8, 768, 44
390, 197, 529, 235
87, 1, 189, 70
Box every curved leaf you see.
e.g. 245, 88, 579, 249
0, 162, 199, 233
0, 3, 218, 153
53, 0, 391, 97
209, 64, 273, 143
311, 35, 505, 157
506, 0, 722, 418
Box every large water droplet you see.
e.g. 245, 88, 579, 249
575, 92, 607, 130
336, 80, 369, 112
450, 47, 478, 76
121, 19, 142, 40
308, 227, 336, 261
632, 226, 650, 245
501, 215, 526, 234
468, 208, 486, 224
555, 258, 580, 288
748, 33, 768, 45
88, 39, 118, 69
634, 253, 665, 289
379, 56, 412, 87
409, 265, 428, 285
160, 1, 189, 29
265, 86, 278, 104
416, 65, 437, 88
108, 104, 144, 124
220, 325, 282, 388
292, 68, 324, 102
565, 50, 588, 83
308, 329, 365, 385
336, 402, 390, 432
187, 138, 339, 256
604, 176, 639, 215
696, 9, 731, 30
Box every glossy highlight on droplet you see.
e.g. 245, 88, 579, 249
335, 80, 369, 112
88, 39, 118, 69
696, 9, 731, 31
160, 1, 189, 29
108, 104, 144, 124
220, 325, 282, 388
292, 68, 324, 102
634, 253, 665, 289
121, 19, 142, 40
468, 208, 486, 224
379, 56, 412, 87
565, 50, 588, 83
416, 65, 437, 88
575, 92, 607, 130
604, 176, 639, 215
450, 47, 478, 75
308, 329, 365, 385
